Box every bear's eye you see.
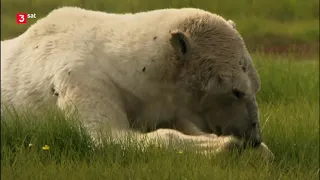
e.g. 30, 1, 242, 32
239, 61, 247, 72
232, 89, 245, 99
252, 122, 257, 128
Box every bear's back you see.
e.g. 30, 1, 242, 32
0, 7, 229, 109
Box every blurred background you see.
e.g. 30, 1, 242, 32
1, 0, 319, 57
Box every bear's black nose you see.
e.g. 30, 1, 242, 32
245, 135, 262, 148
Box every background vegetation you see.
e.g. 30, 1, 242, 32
1, 0, 319, 56
1, 0, 319, 179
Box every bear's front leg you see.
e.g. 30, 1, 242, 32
54, 71, 132, 143
140, 129, 274, 160
136, 128, 243, 155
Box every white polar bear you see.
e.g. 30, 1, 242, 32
1, 7, 273, 157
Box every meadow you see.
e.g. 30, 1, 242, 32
1, 0, 319, 179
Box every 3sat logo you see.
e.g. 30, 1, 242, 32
16, 13, 37, 24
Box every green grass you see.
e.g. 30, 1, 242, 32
1, 0, 319, 54
1, 54, 319, 180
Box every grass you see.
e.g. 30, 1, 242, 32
1, 0, 319, 55
1, 54, 319, 180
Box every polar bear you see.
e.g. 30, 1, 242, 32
1, 7, 273, 156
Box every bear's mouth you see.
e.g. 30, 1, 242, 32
214, 125, 242, 139
214, 125, 222, 136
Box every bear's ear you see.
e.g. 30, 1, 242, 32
227, 20, 236, 29
169, 30, 191, 57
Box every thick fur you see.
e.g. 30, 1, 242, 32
1, 7, 273, 157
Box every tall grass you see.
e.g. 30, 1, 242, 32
1, 54, 319, 180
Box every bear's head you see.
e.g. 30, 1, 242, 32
170, 14, 262, 148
